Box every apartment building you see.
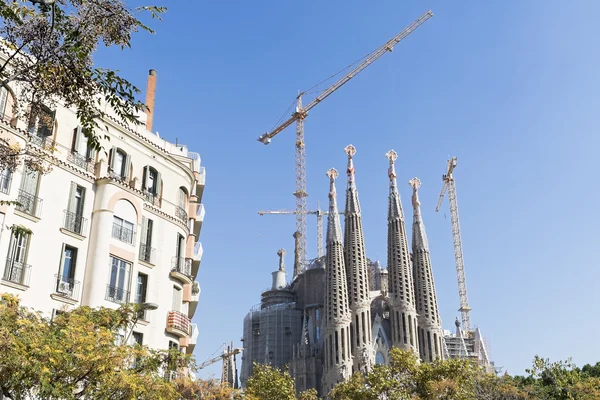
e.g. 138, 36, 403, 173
0, 69, 204, 354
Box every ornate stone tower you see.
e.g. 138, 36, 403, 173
322, 168, 353, 394
386, 150, 419, 353
409, 177, 444, 362
342, 145, 373, 373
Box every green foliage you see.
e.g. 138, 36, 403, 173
245, 363, 297, 400
0, 294, 199, 400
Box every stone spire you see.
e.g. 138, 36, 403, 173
385, 150, 419, 354
342, 145, 373, 373
409, 177, 444, 362
293, 231, 302, 278
323, 168, 352, 394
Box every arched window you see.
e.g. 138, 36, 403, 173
375, 351, 385, 365
27, 103, 54, 139
142, 166, 161, 195
0, 85, 16, 124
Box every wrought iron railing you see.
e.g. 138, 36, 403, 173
175, 206, 187, 222
143, 190, 160, 207
167, 310, 190, 335
63, 210, 87, 236
112, 222, 134, 244
171, 257, 192, 276
109, 169, 126, 181
16, 189, 42, 217
0, 171, 11, 195
29, 135, 54, 150
138, 243, 156, 264
53, 274, 80, 300
3, 258, 31, 286
67, 151, 94, 173
105, 285, 129, 304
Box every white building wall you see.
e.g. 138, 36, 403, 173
0, 69, 205, 354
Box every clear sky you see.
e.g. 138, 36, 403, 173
97, 0, 600, 379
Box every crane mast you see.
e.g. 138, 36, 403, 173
436, 157, 472, 332
258, 11, 433, 270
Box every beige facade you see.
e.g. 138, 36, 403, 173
0, 70, 204, 354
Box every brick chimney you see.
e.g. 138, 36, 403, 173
145, 69, 157, 132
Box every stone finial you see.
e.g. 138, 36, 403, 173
345, 144, 356, 180
386, 150, 398, 181
327, 168, 338, 198
409, 177, 421, 208
277, 248, 286, 272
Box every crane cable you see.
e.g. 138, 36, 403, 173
201, 342, 226, 365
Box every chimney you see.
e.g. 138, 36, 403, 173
145, 69, 157, 132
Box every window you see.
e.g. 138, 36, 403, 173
168, 340, 178, 351
178, 188, 186, 209
27, 104, 54, 139
107, 256, 131, 303
56, 245, 78, 298
109, 148, 129, 179
136, 273, 148, 307
143, 166, 161, 195
175, 188, 187, 221
0, 169, 11, 195
0, 86, 10, 122
112, 216, 135, 244
64, 183, 86, 235
4, 229, 30, 285
139, 217, 154, 263
132, 332, 143, 346
172, 286, 181, 312
17, 165, 41, 217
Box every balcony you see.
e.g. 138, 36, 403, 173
170, 257, 192, 284
191, 242, 203, 277
67, 150, 94, 173
186, 323, 199, 354
142, 190, 160, 207
112, 222, 135, 244
29, 135, 54, 150
16, 190, 42, 218
166, 310, 190, 338
53, 274, 80, 301
3, 258, 31, 287
62, 210, 88, 236
188, 281, 200, 319
175, 206, 188, 223
0, 172, 11, 195
105, 285, 129, 304
138, 243, 156, 265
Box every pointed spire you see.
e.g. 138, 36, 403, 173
326, 169, 343, 244
386, 151, 418, 353
344, 144, 360, 214
342, 145, 373, 373
409, 177, 429, 251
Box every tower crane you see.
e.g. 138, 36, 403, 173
198, 343, 242, 388
257, 11, 434, 271
435, 157, 472, 332
258, 202, 344, 259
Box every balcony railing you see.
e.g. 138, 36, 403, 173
3, 258, 31, 286
192, 281, 200, 296
143, 190, 160, 207
53, 274, 80, 300
171, 257, 192, 276
196, 204, 205, 221
138, 243, 156, 264
109, 170, 126, 181
106, 285, 129, 304
0, 172, 11, 195
16, 189, 42, 217
175, 206, 187, 222
193, 242, 203, 261
29, 135, 54, 150
67, 151, 94, 173
63, 210, 88, 236
112, 223, 134, 244
167, 310, 191, 336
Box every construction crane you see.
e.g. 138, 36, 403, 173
257, 11, 434, 271
258, 202, 344, 258
435, 157, 472, 332
198, 344, 243, 388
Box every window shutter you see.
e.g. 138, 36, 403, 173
0, 88, 8, 120
47, 110, 56, 137
67, 182, 77, 213
140, 216, 148, 245
78, 186, 86, 215
79, 128, 89, 155
108, 148, 115, 170
72, 127, 82, 152
124, 154, 131, 179
142, 166, 149, 190
155, 172, 162, 197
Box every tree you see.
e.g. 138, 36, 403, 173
0, 293, 195, 400
173, 377, 241, 400
244, 363, 318, 400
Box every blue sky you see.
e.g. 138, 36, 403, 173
98, 1, 600, 378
